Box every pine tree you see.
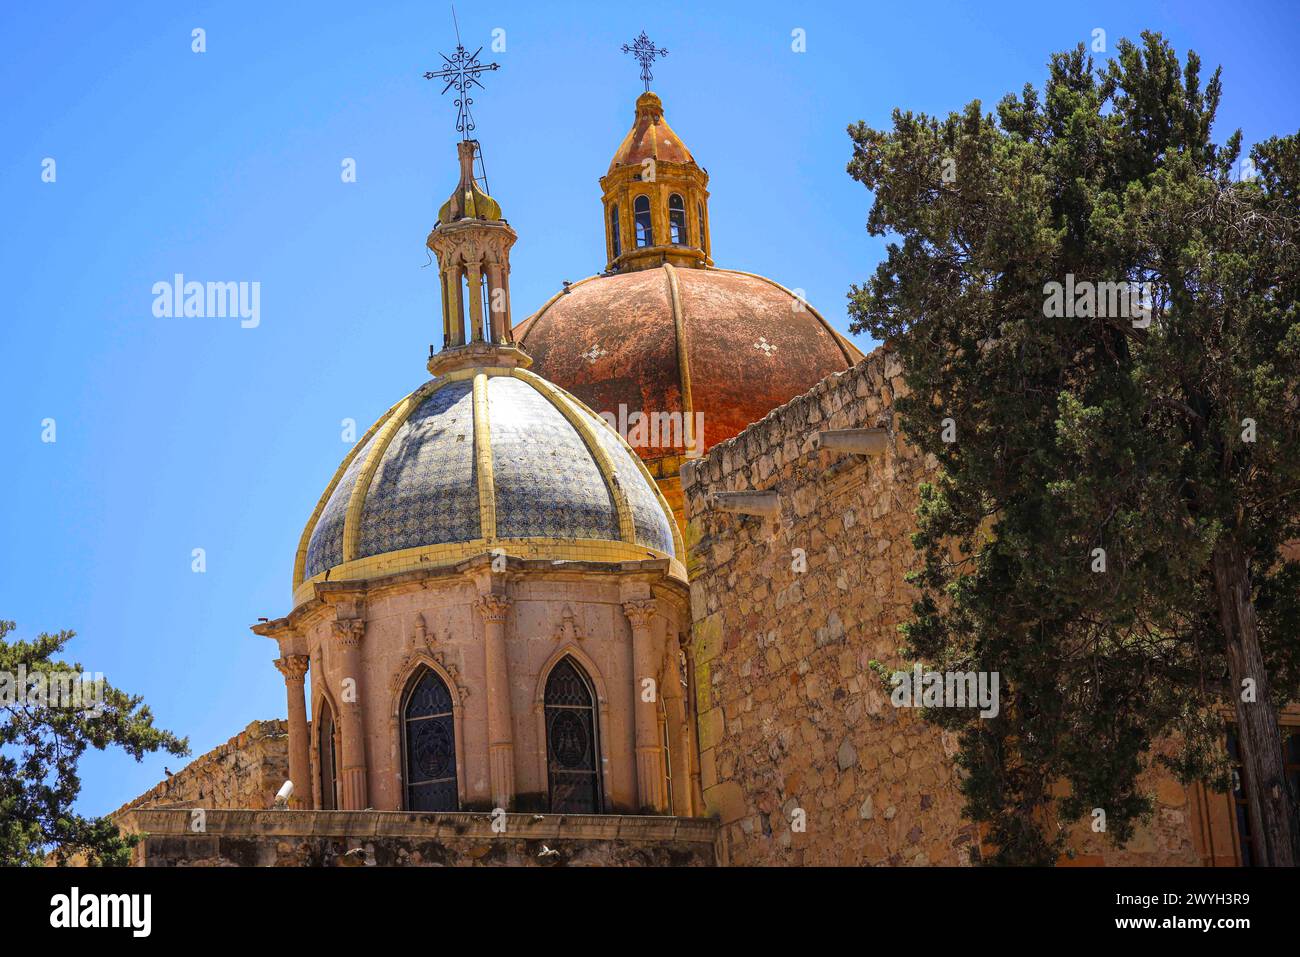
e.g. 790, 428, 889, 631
848, 32, 1300, 864
0, 620, 189, 865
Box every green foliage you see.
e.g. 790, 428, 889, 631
0, 620, 189, 865
847, 33, 1300, 863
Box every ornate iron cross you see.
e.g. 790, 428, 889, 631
424, 44, 500, 139
621, 31, 667, 93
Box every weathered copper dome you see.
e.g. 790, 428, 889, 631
515, 91, 863, 523
607, 91, 695, 173
514, 265, 862, 516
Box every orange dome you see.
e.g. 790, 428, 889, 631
515, 265, 862, 469
516, 90, 864, 525
608, 92, 695, 173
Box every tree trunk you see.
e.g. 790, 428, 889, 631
1212, 536, 1299, 866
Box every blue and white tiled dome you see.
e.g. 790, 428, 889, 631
292, 366, 682, 604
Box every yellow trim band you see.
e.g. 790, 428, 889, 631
293, 536, 686, 608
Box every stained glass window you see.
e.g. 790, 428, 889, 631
545, 658, 602, 814
403, 668, 458, 812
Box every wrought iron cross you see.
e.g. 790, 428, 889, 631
424, 43, 500, 139
621, 31, 667, 92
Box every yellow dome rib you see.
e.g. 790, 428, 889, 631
472, 371, 497, 541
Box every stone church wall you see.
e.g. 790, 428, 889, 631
683, 346, 1201, 866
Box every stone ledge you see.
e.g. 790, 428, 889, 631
119, 808, 719, 844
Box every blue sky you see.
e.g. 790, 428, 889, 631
1, 0, 1296, 816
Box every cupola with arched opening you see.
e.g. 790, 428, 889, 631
600, 91, 711, 273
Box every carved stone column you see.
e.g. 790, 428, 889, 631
439, 269, 454, 348
273, 654, 311, 809
502, 264, 514, 344
444, 264, 465, 347
485, 262, 506, 342
330, 616, 369, 810
466, 254, 485, 342
660, 640, 692, 816
623, 598, 666, 813
474, 593, 515, 809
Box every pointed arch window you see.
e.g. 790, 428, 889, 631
668, 193, 687, 245
402, 667, 459, 811
634, 195, 654, 247
317, 701, 338, 810
610, 204, 622, 258
544, 657, 602, 813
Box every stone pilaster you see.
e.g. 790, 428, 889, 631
474, 593, 515, 810
272, 654, 311, 809
660, 639, 693, 816
330, 616, 368, 810
623, 598, 667, 813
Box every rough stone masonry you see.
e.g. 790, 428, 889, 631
682, 345, 1203, 866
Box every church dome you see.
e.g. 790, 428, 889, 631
608, 92, 695, 173
292, 366, 683, 607
513, 88, 863, 527
514, 265, 862, 470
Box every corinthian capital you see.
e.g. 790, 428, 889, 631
274, 654, 310, 683
622, 599, 657, 631
331, 617, 366, 647
474, 593, 513, 623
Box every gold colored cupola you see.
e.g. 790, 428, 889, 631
427, 139, 529, 376
600, 92, 712, 273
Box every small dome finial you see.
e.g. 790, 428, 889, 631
600, 88, 711, 274
439, 139, 502, 223
427, 139, 528, 374
634, 91, 664, 119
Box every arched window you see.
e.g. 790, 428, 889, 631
634, 194, 653, 248
402, 667, 458, 811
317, 701, 338, 810
698, 201, 707, 255
668, 193, 687, 245
610, 204, 621, 258
544, 657, 602, 813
